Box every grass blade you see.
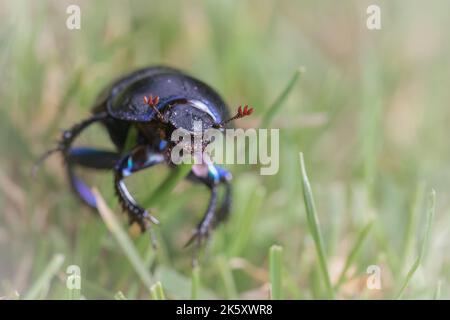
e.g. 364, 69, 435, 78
44, 68, 84, 139
114, 291, 127, 300
143, 163, 192, 208
299, 152, 334, 299
396, 189, 436, 299
269, 245, 283, 300
433, 280, 442, 300
93, 188, 154, 292
229, 184, 266, 257
335, 220, 374, 290
191, 266, 200, 300
150, 281, 166, 300
24, 254, 65, 300
401, 183, 424, 274
123, 126, 138, 152
216, 255, 238, 299
261, 67, 304, 128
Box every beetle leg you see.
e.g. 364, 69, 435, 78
184, 163, 233, 261
212, 166, 232, 227
65, 148, 120, 208
184, 184, 218, 263
114, 145, 165, 235
187, 164, 232, 228
32, 111, 109, 176
66, 147, 119, 170
214, 175, 232, 227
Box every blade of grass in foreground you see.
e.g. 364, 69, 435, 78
191, 266, 200, 300
261, 67, 304, 128
114, 291, 127, 300
216, 255, 238, 299
269, 245, 283, 300
143, 163, 192, 208
24, 254, 65, 300
229, 184, 266, 257
335, 220, 374, 290
433, 280, 442, 300
299, 152, 334, 299
150, 281, 166, 300
401, 183, 424, 274
93, 188, 154, 292
396, 189, 436, 299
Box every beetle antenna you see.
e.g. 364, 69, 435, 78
213, 105, 254, 128
143, 95, 164, 122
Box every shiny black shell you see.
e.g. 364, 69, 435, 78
94, 66, 230, 124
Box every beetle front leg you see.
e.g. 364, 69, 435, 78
185, 184, 218, 251
114, 146, 165, 234
184, 163, 232, 257
32, 111, 109, 176
213, 166, 232, 227
214, 180, 232, 227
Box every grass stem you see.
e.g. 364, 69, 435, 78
191, 266, 200, 300
93, 189, 154, 292
24, 254, 65, 300
299, 152, 334, 299
261, 67, 304, 128
269, 245, 283, 300
396, 190, 436, 299
335, 220, 374, 290
150, 281, 166, 300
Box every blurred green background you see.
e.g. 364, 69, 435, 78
1, 0, 449, 299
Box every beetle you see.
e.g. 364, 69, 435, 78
35, 66, 253, 251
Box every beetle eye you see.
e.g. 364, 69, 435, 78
165, 102, 215, 133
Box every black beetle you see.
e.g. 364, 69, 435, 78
35, 66, 253, 250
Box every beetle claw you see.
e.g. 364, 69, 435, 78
184, 227, 210, 249
144, 212, 160, 225
184, 228, 211, 267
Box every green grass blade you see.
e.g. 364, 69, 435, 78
396, 189, 436, 299
229, 184, 266, 257
216, 255, 238, 299
335, 220, 374, 290
299, 152, 334, 299
143, 163, 192, 208
261, 67, 304, 128
44, 68, 84, 139
191, 266, 200, 300
433, 280, 442, 300
401, 183, 424, 273
24, 254, 65, 300
269, 245, 283, 300
123, 126, 138, 153
114, 291, 127, 300
93, 189, 154, 292
150, 281, 166, 300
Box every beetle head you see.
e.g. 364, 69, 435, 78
163, 99, 217, 133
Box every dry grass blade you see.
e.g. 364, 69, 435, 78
93, 188, 154, 292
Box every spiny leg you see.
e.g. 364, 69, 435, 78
213, 166, 233, 227
114, 145, 165, 243
185, 164, 232, 261
33, 112, 112, 208
185, 184, 218, 247
214, 178, 232, 227
32, 111, 109, 176
66, 147, 119, 170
